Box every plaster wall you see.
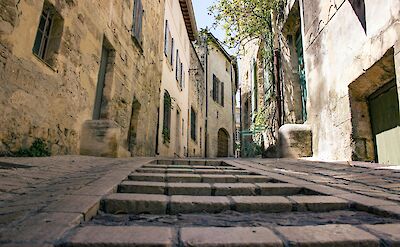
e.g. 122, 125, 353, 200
301, 0, 400, 161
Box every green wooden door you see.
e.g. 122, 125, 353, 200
369, 81, 400, 165
296, 31, 307, 122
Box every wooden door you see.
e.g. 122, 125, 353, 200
217, 128, 229, 157
369, 81, 400, 165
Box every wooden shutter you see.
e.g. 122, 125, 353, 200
132, 0, 143, 42
180, 63, 183, 88
164, 21, 168, 55
221, 82, 224, 106
170, 38, 174, 65
175, 50, 179, 80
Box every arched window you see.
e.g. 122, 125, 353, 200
162, 91, 171, 144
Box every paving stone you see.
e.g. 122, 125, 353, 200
180, 227, 283, 246
168, 183, 212, 196
62, 226, 175, 247
118, 181, 166, 194
166, 173, 202, 183
195, 169, 224, 174
232, 196, 292, 213
201, 174, 237, 183
0, 212, 82, 242
128, 173, 166, 182
276, 224, 379, 246
223, 169, 250, 175
43, 195, 101, 221
213, 183, 257, 196
102, 193, 168, 214
236, 175, 273, 183
288, 195, 349, 212
256, 183, 302, 196
362, 223, 400, 246
170, 195, 231, 214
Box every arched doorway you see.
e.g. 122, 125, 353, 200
217, 128, 229, 157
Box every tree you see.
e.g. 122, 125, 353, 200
209, 0, 285, 53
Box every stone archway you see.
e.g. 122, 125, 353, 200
217, 128, 229, 157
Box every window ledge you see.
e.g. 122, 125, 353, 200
32, 53, 57, 72
131, 35, 144, 54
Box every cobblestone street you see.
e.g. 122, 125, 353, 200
1, 156, 400, 246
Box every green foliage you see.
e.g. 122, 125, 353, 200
242, 141, 263, 157
209, 0, 285, 55
15, 139, 51, 157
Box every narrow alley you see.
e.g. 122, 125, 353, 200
0, 0, 400, 246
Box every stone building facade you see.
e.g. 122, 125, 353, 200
243, 0, 400, 164
197, 32, 238, 157
156, 0, 201, 158
0, 0, 165, 157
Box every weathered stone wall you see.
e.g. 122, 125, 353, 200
0, 0, 164, 156
300, 0, 400, 161
188, 43, 206, 157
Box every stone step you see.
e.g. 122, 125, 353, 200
59, 224, 386, 247
119, 181, 302, 196
101, 194, 349, 214
128, 173, 275, 183
135, 167, 251, 175
60, 225, 175, 246
142, 164, 243, 170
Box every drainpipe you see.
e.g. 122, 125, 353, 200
204, 41, 209, 158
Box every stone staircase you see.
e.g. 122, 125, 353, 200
58, 160, 400, 246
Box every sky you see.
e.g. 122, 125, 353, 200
192, 0, 233, 54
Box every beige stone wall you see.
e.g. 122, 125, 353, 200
0, 0, 164, 156
207, 41, 236, 158
188, 43, 206, 157
299, 0, 400, 161
157, 0, 192, 158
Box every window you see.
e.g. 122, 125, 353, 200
132, 0, 143, 43
212, 74, 224, 106
32, 1, 63, 66
162, 91, 171, 144
180, 63, 183, 89
176, 50, 180, 82
164, 20, 173, 66
190, 107, 197, 141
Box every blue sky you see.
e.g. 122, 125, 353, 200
192, 0, 230, 51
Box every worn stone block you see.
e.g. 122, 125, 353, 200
201, 174, 237, 183
279, 124, 312, 158
168, 183, 212, 196
213, 183, 257, 196
169, 195, 231, 214
276, 224, 379, 246
118, 181, 166, 194
257, 183, 302, 196
362, 224, 400, 246
289, 195, 349, 212
232, 196, 292, 213
181, 227, 283, 247
102, 193, 168, 214
166, 173, 202, 183
63, 226, 175, 247
128, 173, 166, 182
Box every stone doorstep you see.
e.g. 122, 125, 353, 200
236, 175, 277, 183
128, 173, 273, 183
168, 183, 212, 196
59, 225, 175, 247
276, 224, 380, 246
166, 173, 202, 182
232, 196, 293, 213
180, 227, 283, 247
288, 195, 350, 212
118, 181, 167, 194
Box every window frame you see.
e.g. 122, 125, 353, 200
132, 0, 144, 44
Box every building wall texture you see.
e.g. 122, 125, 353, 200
0, 0, 165, 156
289, 0, 400, 162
